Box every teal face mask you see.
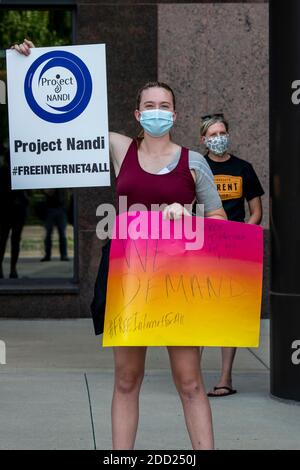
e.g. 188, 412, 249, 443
139, 109, 174, 137
205, 134, 229, 156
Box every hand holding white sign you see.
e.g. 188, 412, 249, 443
11, 38, 34, 56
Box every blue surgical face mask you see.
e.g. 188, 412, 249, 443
205, 134, 229, 156
139, 109, 174, 137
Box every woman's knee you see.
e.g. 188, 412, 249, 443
114, 369, 145, 395
175, 376, 203, 401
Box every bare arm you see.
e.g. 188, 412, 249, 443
163, 205, 227, 221
247, 196, 262, 225
205, 207, 227, 220
109, 132, 132, 176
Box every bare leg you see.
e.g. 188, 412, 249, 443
112, 346, 147, 450
168, 346, 214, 450
208, 347, 237, 396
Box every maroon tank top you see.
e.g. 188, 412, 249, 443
116, 140, 195, 211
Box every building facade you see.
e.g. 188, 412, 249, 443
0, 0, 269, 320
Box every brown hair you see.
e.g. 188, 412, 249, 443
136, 81, 176, 145
136, 81, 176, 110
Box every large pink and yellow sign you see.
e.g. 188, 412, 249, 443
103, 212, 263, 347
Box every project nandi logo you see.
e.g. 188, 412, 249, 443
24, 50, 92, 123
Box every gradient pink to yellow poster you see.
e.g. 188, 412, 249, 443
103, 212, 263, 347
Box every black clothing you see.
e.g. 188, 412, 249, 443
204, 154, 264, 222
90, 240, 111, 335
42, 190, 68, 260
0, 163, 28, 276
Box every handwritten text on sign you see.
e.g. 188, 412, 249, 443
103, 212, 263, 347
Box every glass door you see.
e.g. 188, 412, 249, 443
0, 8, 75, 281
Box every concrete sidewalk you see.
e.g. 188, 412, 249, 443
0, 319, 299, 450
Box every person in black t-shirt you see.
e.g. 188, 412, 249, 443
200, 113, 264, 397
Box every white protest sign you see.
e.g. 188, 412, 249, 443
6, 44, 110, 189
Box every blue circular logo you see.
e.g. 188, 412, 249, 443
24, 50, 93, 123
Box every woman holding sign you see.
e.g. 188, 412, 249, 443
14, 40, 226, 450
